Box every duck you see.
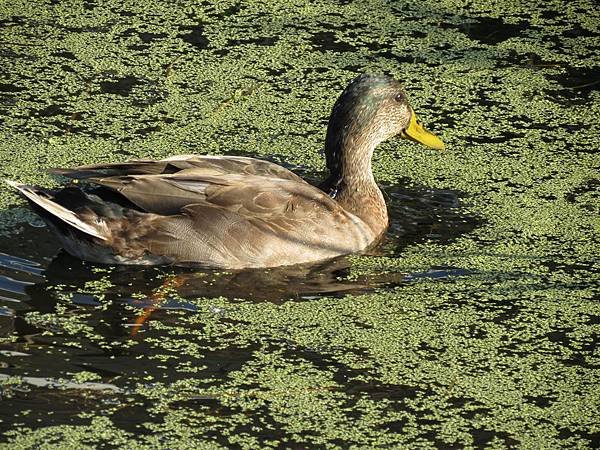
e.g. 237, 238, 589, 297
7, 74, 444, 269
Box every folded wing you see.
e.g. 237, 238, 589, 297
42, 155, 374, 268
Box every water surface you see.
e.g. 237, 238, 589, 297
0, 0, 598, 448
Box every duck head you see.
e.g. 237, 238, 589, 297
324, 73, 444, 178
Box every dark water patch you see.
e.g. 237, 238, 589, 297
376, 50, 414, 64
127, 83, 168, 107
59, 63, 77, 74
51, 50, 77, 60
0, 16, 26, 27
311, 31, 356, 53
346, 380, 419, 402
0, 339, 258, 435
218, 3, 243, 18
107, 401, 162, 436
274, 340, 433, 437
471, 428, 520, 448
227, 35, 279, 47
551, 66, 600, 102
133, 124, 161, 135
563, 23, 600, 39
179, 24, 209, 49
127, 44, 147, 52
385, 183, 478, 253
562, 354, 599, 370
204, 404, 306, 449
382, 418, 408, 433
36, 104, 69, 118
0, 83, 23, 108
560, 430, 600, 450
0, 83, 25, 93
99, 75, 141, 96
525, 394, 554, 408
564, 178, 599, 207
138, 31, 166, 43
0, 307, 15, 337
409, 30, 428, 39
82, 0, 97, 10
114, 8, 135, 18
122, 29, 167, 50
459, 17, 527, 45
0, 379, 122, 432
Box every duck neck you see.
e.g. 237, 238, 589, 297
321, 137, 388, 237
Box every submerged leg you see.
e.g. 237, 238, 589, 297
130, 274, 187, 336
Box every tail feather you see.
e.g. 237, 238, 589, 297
5, 179, 108, 241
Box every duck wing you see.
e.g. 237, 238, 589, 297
9, 170, 374, 267
133, 177, 374, 268
63, 167, 317, 216
52, 154, 303, 182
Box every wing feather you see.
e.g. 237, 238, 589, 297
52, 155, 303, 182
38, 155, 376, 268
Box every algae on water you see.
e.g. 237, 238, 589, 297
0, 0, 598, 448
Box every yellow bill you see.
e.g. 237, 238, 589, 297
401, 108, 445, 150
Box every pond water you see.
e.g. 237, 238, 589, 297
0, 0, 598, 448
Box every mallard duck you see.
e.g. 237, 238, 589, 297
7, 74, 444, 269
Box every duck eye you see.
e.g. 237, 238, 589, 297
394, 93, 404, 103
